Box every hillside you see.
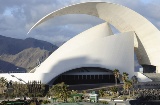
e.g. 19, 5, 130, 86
0, 35, 58, 55
0, 35, 58, 73
0, 48, 51, 72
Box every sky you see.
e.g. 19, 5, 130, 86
0, 0, 160, 46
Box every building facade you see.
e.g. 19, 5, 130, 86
1, 2, 160, 84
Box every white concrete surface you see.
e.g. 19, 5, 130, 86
0, 2, 154, 84
28, 2, 160, 72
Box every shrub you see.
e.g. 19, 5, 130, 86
123, 96, 127, 101
99, 100, 109, 104
30, 102, 36, 105
110, 86, 118, 93
43, 100, 51, 104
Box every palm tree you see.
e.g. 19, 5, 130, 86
131, 75, 138, 96
122, 72, 129, 95
122, 72, 129, 82
125, 80, 132, 97
113, 69, 120, 86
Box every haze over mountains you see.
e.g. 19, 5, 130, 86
0, 35, 58, 73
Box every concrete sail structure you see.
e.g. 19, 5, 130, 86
29, 2, 160, 73
1, 2, 158, 84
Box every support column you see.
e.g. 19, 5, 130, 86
156, 66, 160, 73
109, 75, 110, 83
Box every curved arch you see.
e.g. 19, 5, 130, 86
34, 22, 113, 74
39, 31, 136, 83
51, 67, 117, 85
28, 2, 160, 69
27, 2, 101, 33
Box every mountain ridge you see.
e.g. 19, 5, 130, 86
0, 35, 58, 55
0, 48, 51, 72
0, 35, 58, 72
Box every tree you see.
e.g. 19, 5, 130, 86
131, 75, 138, 85
99, 89, 105, 97
122, 72, 129, 83
11, 82, 28, 98
122, 72, 129, 95
12, 82, 19, 97
0, 77, 7, 87
125, 80, 132, 92
109, 86, 118, 96
131, 75, 138, 96
124, 80, 132, 97
50, 82, 70, 102
113, 69, 120, 86
0, 77, 8, 96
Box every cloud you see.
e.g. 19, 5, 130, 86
0, 0, 159, 46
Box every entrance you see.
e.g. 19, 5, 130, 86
53, 67, 120, 85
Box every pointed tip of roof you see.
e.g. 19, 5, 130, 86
105, 23, 113, 36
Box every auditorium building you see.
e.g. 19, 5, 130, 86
1, 2, 160, 85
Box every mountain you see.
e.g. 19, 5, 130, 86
0, 35, 58, 55
0, 48, 51, 72
0, 35, 58, 72
0, 60, 26, 73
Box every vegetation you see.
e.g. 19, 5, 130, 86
49, 82, 70, 102
131, 75, 138, 96
42, 100, 51, 104
124, 80, 132, 97
109, 86, 118, 96
113, 69, 120, 86
0, 77, 46, 99
122, 72, 129, 82
122, 72, 129, 94
11, 82, 28, 98
98, 89, 105, 97
124, 80, 132, 92
0, 77, 7, 87
2, 71, 155, 104
0, 77, 8, 97
98, 100, 109, 104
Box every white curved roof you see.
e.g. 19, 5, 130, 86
0, 31, 151, 83
28, 2, 160, 69
1, 2, 157, 84
34, 22, 113, 74
32, 22, 150, 83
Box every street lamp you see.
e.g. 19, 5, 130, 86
10, 74, 42, 100
10, 74, 27, 84
11, 75, 15, 77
